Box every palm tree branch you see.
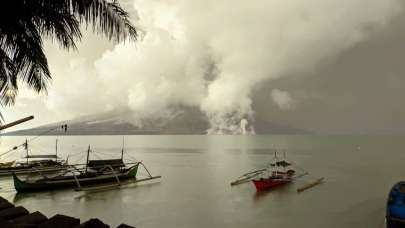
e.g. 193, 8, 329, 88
70, 0, 137, 42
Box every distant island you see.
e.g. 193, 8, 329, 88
2, 108, 310, 135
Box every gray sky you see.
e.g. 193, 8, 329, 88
3, 0, 405, 134
253, 11, 405, 134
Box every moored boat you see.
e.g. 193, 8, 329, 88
231, 151, 308, 191
13, 145, 160, 193
0, 160, 68, 176
13, 163, 140, 193
0, 138, 69, 176
387, 182, 405, 227
250, 153, 297, 191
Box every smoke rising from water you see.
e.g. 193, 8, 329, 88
43, 0, 402, 134
272, 89, 296, 111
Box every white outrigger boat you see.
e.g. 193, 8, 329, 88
0, 124, 70, 176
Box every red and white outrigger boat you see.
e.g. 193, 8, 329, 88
231, 152, 309, 191
252, 160, 295, 191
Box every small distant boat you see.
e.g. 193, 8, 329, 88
13, 145, 160, 193
386, 182, 405, 227
0, 137, 68, 176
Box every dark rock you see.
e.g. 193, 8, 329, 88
116, 224, 135, 228
77, 218, 109, 228
0, 206, 29, 220
38, 214, 80, 228
0, 218, 14, 228
0, 197, 14, 210
13, 211, 48, 226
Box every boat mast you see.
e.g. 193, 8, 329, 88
25, 138, 28, 164
85, 145, 90, 174
283, 150, 286, 172
121, 136, 124, 161
275, 150, 279, 174
55, 138, 58, 163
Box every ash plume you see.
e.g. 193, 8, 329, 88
37, 0, 402, 134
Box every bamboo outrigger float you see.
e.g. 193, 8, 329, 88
297, 178, 324, 193
230, 169, 267, 186
75, 163, 162, 192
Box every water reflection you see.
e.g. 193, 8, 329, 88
0, 135, 401, 228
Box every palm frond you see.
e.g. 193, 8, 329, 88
31, 0, 83, 50
70, 0, 137, 42
0, 0, 137, 106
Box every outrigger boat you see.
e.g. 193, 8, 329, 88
231, 152, 309, 191
252, 159, 296, 191
0, 156, 67, 176
0, 116, 33, 170
0, 137, 69, 176
13, 145, 161, 193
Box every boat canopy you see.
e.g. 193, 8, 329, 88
24, 155, 59, 159
271, 160, 291, 167
87, 159, 125, 168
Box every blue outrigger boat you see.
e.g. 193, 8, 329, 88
387, 182, 405, 227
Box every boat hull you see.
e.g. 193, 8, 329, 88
0, 166, 68, 176
387, 182, 405, 228
13, 164, 139, 193
0, 161, 15, 168
252, 178, 291, 191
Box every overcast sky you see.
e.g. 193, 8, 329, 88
3, 0, 405, 134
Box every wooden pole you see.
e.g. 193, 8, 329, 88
0, 116, 34, 130
25, 139, 28, 165
76, 175, 162, 192
85, 145, 90, 174
55, 138, 58, 163
121, 137, 124, 161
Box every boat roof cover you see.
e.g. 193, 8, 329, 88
24, 155, 59, 159
271, 160, 291, 167
87, 159, 124, 167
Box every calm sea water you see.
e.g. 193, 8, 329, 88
0, 135, 402, 228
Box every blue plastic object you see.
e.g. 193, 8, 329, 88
387, 182, 405, 227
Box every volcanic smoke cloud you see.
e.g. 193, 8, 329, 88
45, 0, 401, 134
272, 89, 296, 111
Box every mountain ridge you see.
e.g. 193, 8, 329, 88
2, 108, 310, 135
